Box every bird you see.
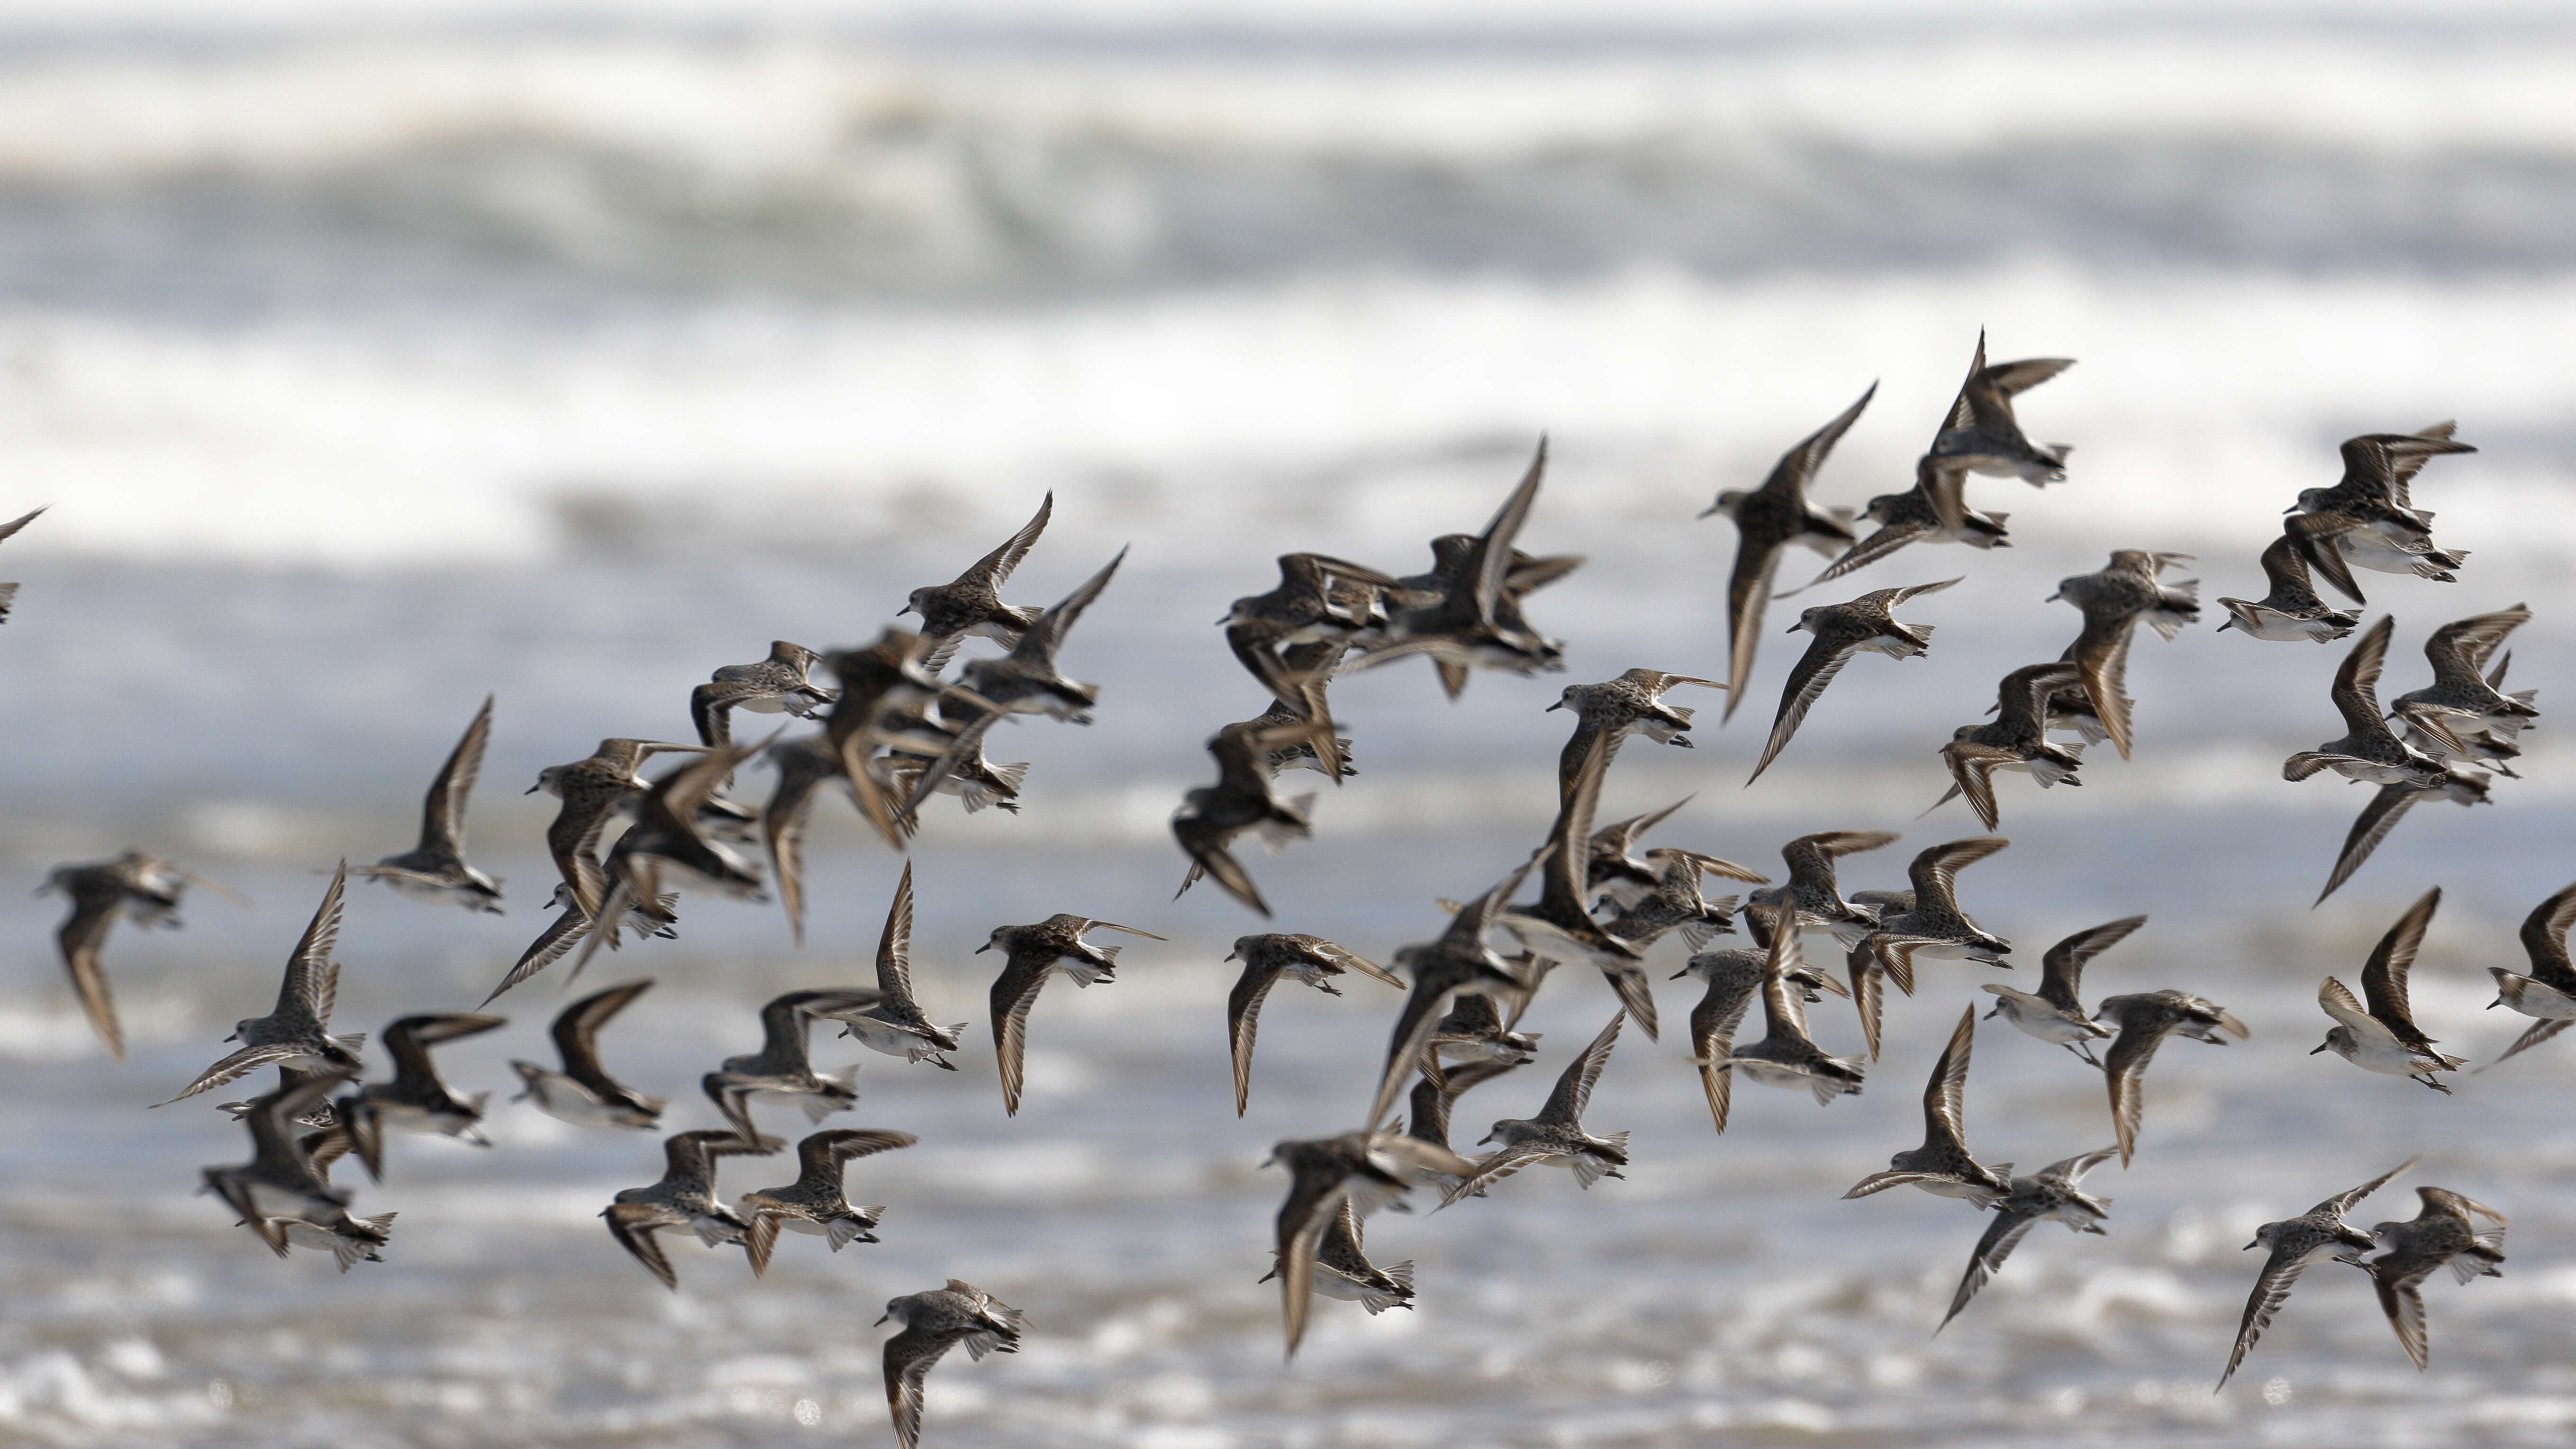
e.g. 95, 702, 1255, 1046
200, 1067, 388, 1269
756, 734, 853, 944
2219, 1155, 2420, 1389
1592, 849, 1745, 953
481, 880, 675, 1004
816, 628, 955, 843
508, 980, 667, 1131
336, 1013, 508, 1180
1674, 929, 1846, 1135
981, 915, 1165, 1116
1939, 1147, 2117, 1331
2404, 645, 2534, 777
901, 491, 1053, 671
351, 696, 505, 913
836, 863, 969, 1070
1264, 1129, 1475, 1356
39, 850, 232, 1060
690, 642, 835, 747
2047, 550, 2199, 759
1928, 333, 2076, 486
1171, 715, 1326, 918
1847, 837, 2013, 1059
1844, 1005, 2013, 1209
2314, 762, 2493, 906
1700, 383, 1872, 716
2363, 1186, 2507, 1371
1546, 668, 1725, 798
267, 1127, 397, 1271
1439, 1010, 1632, 1204
0, 504, 47, 620
2484, 880, 2576, 1067
1981, 915, 2144, 1066
2094, 988, 2247, 1164
1419, 984, 1545, 1079
2215, 533, 2362, 643
1791, 458, 2005, 592
737, 1127, 919, 1275
2314, 888, 2467, 1093
1222, 552, 1399, 771
601, 1129, 771, 1291
1495, 734, 1657, 1037
1405, 1053, 1529, 1186
2282, 616, 2450, 788
2388, 606, 2538, 758
570, 742, 770, 980
1701, 906, 1866, 1107
1748, 578, 1959, 784
954, 548, 1128, 724
1257, 1201, 1416, 1319
1365, 854, 1543, 1135
1224, 933, 1403, 1115
2284, 427, 2477, 604
159, 868, 369, 1105
702, 988, 884, 1141
1351, 439, 1573, 685
1744, 829, 1901, 948
1932, 661, 2086, 830
1585, 795, 1766, 907
529, 737, 710, 918
878, 1280, 1026, 1449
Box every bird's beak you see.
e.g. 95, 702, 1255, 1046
2242, 1240, 2259, 1251
896, 605, 914, 616
974, 942, 991, 953
1669, 968, 1690, 979
1223, 951, 1238, 962
1784, 621, 1804, 633
2309, 1041, 2330, 1054
1544, 701, 1562, 712
872, 1313, 890, 1326
2215, 617, 2234, 633
1695, 504, 1721, 519
2282, 505, 2299, 515
2043, 590, 2061, 602
525, 783, 542, 794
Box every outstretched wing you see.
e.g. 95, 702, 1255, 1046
1747, 634, 1856, 785
2218, 1248, 2311, 1388
2359, 888, 2442, 1037
1941, 1207, 2040, 1330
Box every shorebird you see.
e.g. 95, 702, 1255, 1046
2484, 880, 2576, 1067
2219, 1155, 2420, 1389
0, 504, 46, 621
530, 737, 707, 918
759, 734, 848, 944
1497, 735, 1656, 1037
1845, 1005, 2012, 1208
2284, 616, 2450, 788
1594, 850, 1744, 952
1928, 334, 2076, 486
2217, 533, 2362, 643
983, 915, 1165, 1116
160, 868, 368, 1105
829, 864, 968, 1070
1406, 1054, 1527, 1181
1368, 856, 1542, 1131
818, 627, 957, 843
2389, 605, 2538, 757
737, 1127, 919, 1275
879, 1280, 1026, 1449
269, 1128, 396, 1271
40, 850, 234, 1060
2404, 648, 2533, 777
1702, 384, 1871, 715
601, 1129, 770, 1291
336, 1013, 507, 1180
2363, 1186, 2507, 1371
703, 988, 883, 1141
1933, 661, 2086, 830
1421, 983, 1545, 1078
510, 980, 667, 1131
691, 642, 834, 747
1352, 439, 1572, 686
1547, 669, 1725, 798
955, 548, 1128, 724
1676, 929, 1846, 1135
1585, 796, 1766, 907
1265, 1129, 1475, 1356
1439, 1011, 1632, 1204
1258, 1202, 1415, 1318
201, 1068, 387, 1268
2049, 550, 2199, 759
571, 743, 769, 980
2316, 888, 2466, 1091
1792, 459, 2005, 592
2285, 426, 2476, 604
1251, 693, 1354, 780
2315, 762, 2492, 906
902, 491, 1053, 671
482, 881, 674, 1003
1224, 552, 1398, 770
1703, 906, 1866, 1107
1848, 837, 2013, 1059
1172, 715, 1326, 918
1745, 830, 1900, 947
1940, 1148, 2116, 1331
352, 696, 505, 913
2095, 988, 2247, 1164
1748, 578, 1959, 784
1981, 915, 2142, 1065
1225, 933, 1403, 1114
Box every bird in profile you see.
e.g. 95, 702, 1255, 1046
2313, 761, 2492, 906
509, 980, 667, 1131
1702, 906, 1866, 1107
1584, 795, 1765, 906
200, 1067, 388, 1269
1546, 669, 1725, 797
2314, 888, 2467, 1093
1405, 1053, 1528, 1188
1932, 661, 2086, 830
268, 1127, 397, 1271
982, 915, 1165, 1116
901, 491, 1053, 671
1847, 837, 2013, 1059
2483, 880, 2576, 1067
2216, 534, 2361, 643
1745, 829, 1900, 947
571, 742, 770, 979
2363, 1186, 2507, 1371
1792, 458, 2004, 591
690, 642, 834, 747
1439, 1011, 1632, 1204
1352, 439, 1574, 687
2048, 550, 2199, 759
2284, 426, 2476, 603
1171, 715, 1326, 918
2095, 988, 2246, 1164
1258, 1202, 1416, 1319
2283, 616, 2450, 788
336, 1013, 508, 1180
1981, 915, 2144, 1065
1844, 1005, 2013, 1209
1366, 855, 1542, 1135
1748, 578, 1959, 784
352, 695, 505, 913
1222, 552, 1398, 772
1496, 734, 1656, 1036
530, 737, 708, 919
1593, 849, 1746, 954
1264, 1128, 1475, 1357
41, 850, 235, 1060
878, 1280, 1026, 1449
1225, 933, 1403, 1115
160, 868, 369, 1105
1700, 384, 1871, 715
601, 1129, 771, 1291
703, 988, 883, 1141
836, 864, 969, 1070
2389, 605, 2538, 759
1940, 1147, 2117, 1332
1676, 924, 1846, 1136
2219, 1155, 2420, 1390
1420, 980, 1546, 1079
737, 1127, 919, 1275
1928, 333, 2076, 486
955, 548, 1128, 724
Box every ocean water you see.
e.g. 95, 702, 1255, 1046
2, 4, 2575, 1446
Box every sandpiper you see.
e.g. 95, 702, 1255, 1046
1933, 661, 2086, 830
2219, 1155, 2420, 1389
1259, 1202, 1415, 1317
160, 868, 369, 1105
1675, 933, 1845, 1136
1929, 334, 2076, 486
2217, 533, 2362, 643
1791, 459, 2005, 593
2363, 1186, 2507, 1371
1172, 715, 1326, 918
1421, 979, 1546, 1078
2315, 888, 2467, 1092
982, 914, 1165, 1116
1586, 796, 1766, 907
337, 1013, 508, 1180
818, 627, 954, 843
2283, 616, 2450, 788
2484, 880, 2576, 1067
1352, 439, 1572, 685
2314, 763, 2492, 906
1265, 1129, 1475, 1356
2095, 988, 2246, 1165
1701, 384, 1872, 715
1547, 668, 1725, 797
1846, 1006, 2014, 1209
510, 980, 667, 1131
955, 549, 1128, 724
1982, 915, 2143, 1065
902, 491, 1053, 672
40, 850, 229, 1060
1848, 837, 2013, 1059
1224, 552, 1398, 773
1440, 1010, 1633, 1204
827, 864, 969, 1070
703, 988, 884, 1141
572, 743, 770, 980
879, 1280, 1026, 1449
1940, 1147, 2117, 1331
1594, 849, 1744, 953
1368, 855, 1542, 1132
202, 1068, 392, 1268
2285, 427, 2476, 603
1703, 907, 1866, 1107
1225, 933, 1402, 1115
1745, 829, 1900, 947
482, 880, 674, 1004
352, 696, 505, 913
1748, 578, 1959, 784
2390, 606, 2538, 756
270, 1128, 397, 1271
691, 642, 835, 748
2049, 550, 2199, 759
758, 734, 844, 944
738, 1127, 919, 1275
601, 1129, 771, 1291
1406, 1054, 1528, 1182
2404, 647, 2533, 776
1497, 734, 1657, 1037
530, 737, 708, 918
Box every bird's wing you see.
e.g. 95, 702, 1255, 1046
1309, 939, 1404, 988
2283, 512, 2368, 605
155, 1042, 307, 1106
2359, 888, 2442, 1032
55, 888, 126, 1060
2488, 1016, 2575, 1069
554, 980, 653, 1096
1275, 1168, 1347, 1358
1436, 1144, 1556, 1206
2040, 915, 2147, 1010
961, 490, 1055, 590
2219, 1249, 2311, 1388
1227, 962, 1284, 1116
1011, 546, 1127, 666
883, 1327, 955, 1449
2329, 615, 2396, 729
1467, 439, 1550, 625
2104, 1018, 2168, 1166
1747, 636, 1855, 785
2321, 1154, 2421, 1218
2068, 620, 2137, 759
421, 695, 495, 856
480, 902, 592, 1006
1723, 543, 1787, 723
2317, 976, 2381, 1036
2313, 781, 2425, 907
1941, 1208, 2040, 1330
1914, 835, 2010, 904
877, 861, 918, 999
1938, 743, 2011, 832
603, 1204, 679, 1291
2518, 880, 2576, 983
280, 866, 350, 1023
1939, 331, 1989, 435
1922, 1004, 1977, 1151
1793, 520, 1932, 593
989, 959, 1051, 1117
1537, 1010, 1625, 1125
2371, 1264, 2432, 1372
1690, 985, 1753, 1134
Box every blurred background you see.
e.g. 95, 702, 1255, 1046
3, 1, 2575, 1445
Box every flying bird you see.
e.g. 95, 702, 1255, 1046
1981, 915, 2144, 1065
837, 863, 969, 1070
2484, 880, 2576, 1067
2215, 533, 2361, 643
1749, 578, 1959, 784
982, 915, 1165, 1116
1939, 1148, 2117, 1332
1224, 933, 1402, 1115
159, 868, 369, 1105
40, 851, 233, 1060
2282, 616, 2450, 789
2219, 1156, 2420, 1390
690, 642, 834, 748
1439, 1011, 1633, 1204
901, 491, 1054, 672
738, 1128, 919, 1276
2314, 888, 2467, 1093
509, 980, 667, 1131
601, 1130, 771, 1291
352, 695, 506, 912
878, 1281, 1027, 1449
1932, 661, 2086, 830
1843, 1005, 2013, 1209
1546, 668, 1726, 797
2094, 988, 2247, 1165
2362, 1186, 2507, 1372
1698, 384, 1872, 715
336, 1013, 508, 1180
1927, 333, 2076, 486
2047, 549, 2199, 759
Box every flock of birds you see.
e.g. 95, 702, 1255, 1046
18, 334, 2564, 1442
